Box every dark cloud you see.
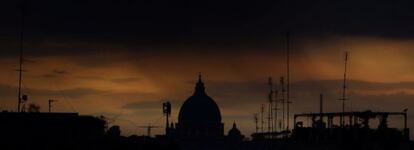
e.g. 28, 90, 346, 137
42, 69, 69, 78
1, 0, 414, 58
3, 0, 414, 64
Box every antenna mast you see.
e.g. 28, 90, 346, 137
163, 101, 171, 135
286, 31, 292, 130
340, 52, 349, 127
138, 125, 160, 137
267, 77, 274, 133
254, 114, 259, 133
17, 1, 25, 112
319, 94, 323, 119
261, 104, 264, 133
274, 86, 279, 132
280, 76, 285, 130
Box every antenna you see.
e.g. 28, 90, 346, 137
267, 77, 273, 133
48, 99, 58, 113
17, 1, 25, 112
320, 94, 323, 114
286, 31, 292, 130
319, 94, 323, 119
274, 86, 279, 132
138, 125, 160, 137
280, 76, 285, 130
260, 104, 264, 133
339, 51, 349, 127
254, 113, 259, 133
163, 101, 171, 135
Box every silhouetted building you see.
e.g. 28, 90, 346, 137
106, 125, 121, 138
174, 75, 224, 140
165, 75, 227, 150
227, 122, 244, 143
0, 112, 106, 150
227, 122, 245, 150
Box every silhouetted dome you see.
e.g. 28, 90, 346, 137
178, 76, 222, 124
228, 122, 241, 136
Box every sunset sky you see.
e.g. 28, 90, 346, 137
1, 0, 414, 137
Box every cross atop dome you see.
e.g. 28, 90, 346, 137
194, 72, 205, 95
198, 72, 202, 82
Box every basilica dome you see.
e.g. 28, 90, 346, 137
178, 76, 222, 124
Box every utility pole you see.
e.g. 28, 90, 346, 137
48, 99, 58, 113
